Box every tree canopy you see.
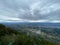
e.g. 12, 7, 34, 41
0, 24, 58, 45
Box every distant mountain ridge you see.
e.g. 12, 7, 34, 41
1, 22, 60, 28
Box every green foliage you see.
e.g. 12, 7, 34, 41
0, 24, 58, 45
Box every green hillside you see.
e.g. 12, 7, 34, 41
0, 24, 58, 45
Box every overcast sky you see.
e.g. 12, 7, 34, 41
0, 0, 60, 22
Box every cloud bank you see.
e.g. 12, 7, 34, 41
0, 0, 60, 22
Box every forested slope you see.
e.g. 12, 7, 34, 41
0, 24, 58, 45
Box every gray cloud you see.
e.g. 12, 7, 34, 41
0, 0, 60, 21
